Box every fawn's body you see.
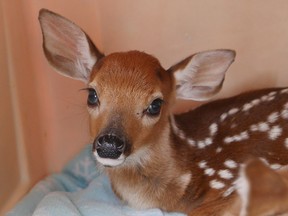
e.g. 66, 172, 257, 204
108, 87, 288, 214
39, 9, 288, 215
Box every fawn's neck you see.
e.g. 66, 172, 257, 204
106, 119, 196, 212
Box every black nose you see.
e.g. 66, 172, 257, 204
95, 134, 125, 159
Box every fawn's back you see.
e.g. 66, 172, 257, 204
171, 87, 288, 212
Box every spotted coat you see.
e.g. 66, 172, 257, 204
171, 87, 288, 207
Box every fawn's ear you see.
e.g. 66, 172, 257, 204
169, 49, 236, 101
38, 9, 104, 83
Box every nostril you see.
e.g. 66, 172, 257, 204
94, 134, 126, 159
97, 135, 124, 148
96, 136, 105, 148
116, 142, 124, 150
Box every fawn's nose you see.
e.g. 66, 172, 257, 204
95, 134, 125, 159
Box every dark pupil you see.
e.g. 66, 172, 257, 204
147, 99, 163, 116
87, 89, 98, 106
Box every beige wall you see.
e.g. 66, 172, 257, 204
0, 1, 20, 209
1, 0, 288, 213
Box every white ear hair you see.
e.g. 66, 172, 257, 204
38, 9, 103, 82
169, 49, 236, 101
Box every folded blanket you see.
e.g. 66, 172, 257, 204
7, 145, 186, 216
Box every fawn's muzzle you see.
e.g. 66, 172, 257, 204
94, 134, 125, 159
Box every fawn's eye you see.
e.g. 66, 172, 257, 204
146, 98, 163, 116
87, 88, 99, 107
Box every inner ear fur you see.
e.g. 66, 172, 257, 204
38, 9, 104, 82
169, 49, 236, 101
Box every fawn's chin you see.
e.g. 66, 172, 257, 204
93, 151, 126, 167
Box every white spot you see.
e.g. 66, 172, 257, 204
205, 168, 216, 176
228, 108, 239, 116
268, 91, 277, 97
281, 109, 288, 119
280, 88, 288, 94
267, 96, 275, 101
250, 124, 259, 132
251, 99, 261, 106
220, 113, 228, 121
198, 161, 207, 169
224, 159, 238, 169
257, 122, 270, 132
243, 103, 253, 112
285, 138, 288, 149
209, 179, 225, 189
250, 123, 269, 132
268, 125, 283, 140
233, 135, 242, 142
197, 141, 206, 149
224, 136, 234, 144
223, 186, 235, 197
218, 169, 234, 179
240, 131, 249, 140
267, 112, 279, 123
187, 138, 196, 146
284, 102, 288, 109
204, 138, 213, 146
216, 147, 222, 153
270, 164, 282, 170
224, 131, 249, 144
195, 139, 213, 149
261, 95, 269, 102
179, 173, 192, 189
209, 123, 218, 136
260, 157, 269, 165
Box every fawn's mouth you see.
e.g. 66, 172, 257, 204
93, 151, 126, 167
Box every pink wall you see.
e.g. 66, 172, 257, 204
1, 0, 288, 212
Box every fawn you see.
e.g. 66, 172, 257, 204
39, 9, 288, 216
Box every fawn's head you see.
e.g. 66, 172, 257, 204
39, 9, 235, 167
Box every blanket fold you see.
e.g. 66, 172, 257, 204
7, 145, 185, 216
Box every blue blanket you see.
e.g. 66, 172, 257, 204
7, 145, 186, 216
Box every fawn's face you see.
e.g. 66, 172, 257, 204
87, 51, 175, 166
39, 9, 235, 167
